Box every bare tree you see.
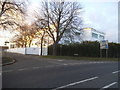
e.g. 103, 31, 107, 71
41, 1, 82, 55
12, 24, 37, 48
34, 15, 48, 56
40, 30, 45, 56
0, 0, 26, 29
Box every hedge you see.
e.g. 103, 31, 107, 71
48, 41, 120, 58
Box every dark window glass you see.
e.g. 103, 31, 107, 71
99, 35, 104, 39
92, 33, 98, 38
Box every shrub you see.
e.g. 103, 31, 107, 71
48, 41, 120, 58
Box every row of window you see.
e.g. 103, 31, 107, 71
92, 33, 104, 39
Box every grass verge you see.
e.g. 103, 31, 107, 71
42, 55, 119, 61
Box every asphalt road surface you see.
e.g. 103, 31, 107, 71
2, 53, 119, 89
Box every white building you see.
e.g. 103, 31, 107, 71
0, 30, 10, 47
81, 28, 105, 41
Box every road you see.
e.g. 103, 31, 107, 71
2, 53, 119, 89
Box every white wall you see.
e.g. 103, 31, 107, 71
7, 48, 25, 54
82, 30, 92, 41
7, 47, 48, 56
82, 29, 105, 41
26, 47, 40, 55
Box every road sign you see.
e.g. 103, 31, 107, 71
100, 40, 108, 49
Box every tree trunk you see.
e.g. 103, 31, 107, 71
40, 40, 43, 56
40, 31, 45, 56
52, 42, 58, 56
28, 43, 31, 47
28, 40, 32, 47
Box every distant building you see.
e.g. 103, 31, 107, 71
0, 30, 11, 48
0, 46, 9, 52
81, 28, 105, 41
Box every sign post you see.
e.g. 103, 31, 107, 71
100, 40, 108, 58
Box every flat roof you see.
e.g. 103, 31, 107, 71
82, 27, 105, 35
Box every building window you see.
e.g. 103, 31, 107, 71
10, 44, 14, 48
99, 35, 104, 40
92, 33, 98, 38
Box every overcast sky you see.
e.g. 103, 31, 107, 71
28, 0, 118, 43
81, 2, 118, 42
0, 0, 118, 46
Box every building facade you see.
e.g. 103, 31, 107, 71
81, 28, 105, 41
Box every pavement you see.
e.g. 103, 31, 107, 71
2, 53, 120, 89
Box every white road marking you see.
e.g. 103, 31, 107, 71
32, 67, 40, 69
58, 60, 63, 61
18, 68, 29, 71
102, 82, 117, 89
42, 65, 58, 68
96, 62, 100, 64
66, 61, 107, 66
82, 62, 88, 64
2, 65, 62, 73
48, 61, 62, 65
92, 62, 96, 64
52, 76, 98, 90
3, 70, 13, 73
2, 61, 110, 73
112, 70, 120, 74
89, 62, 93, 64
63, 64, 68, 65
69, 63, 81, 65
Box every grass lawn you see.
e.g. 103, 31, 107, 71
42, 55, 119, 61
2, 57, 14, 64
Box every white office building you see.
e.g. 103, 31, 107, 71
81, 28, 105, 41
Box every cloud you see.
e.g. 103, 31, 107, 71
28, 0, 118, 43
82, 2, 118, 42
